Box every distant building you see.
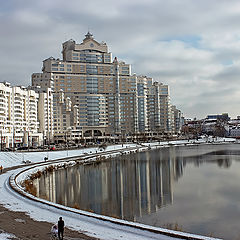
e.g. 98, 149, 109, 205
226, 119, 240, 137
228, 126, 240, 137
182, 120, 203, 137
206, 113, 230, 121
171, 105, 184, 134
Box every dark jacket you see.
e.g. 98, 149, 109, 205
58, 219, 64, 231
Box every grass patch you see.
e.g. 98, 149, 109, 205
22, 179, 37, 196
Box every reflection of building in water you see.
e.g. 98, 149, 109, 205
33, 149, 185, 221
170, 147, 184, 182
35, 170, 56, 203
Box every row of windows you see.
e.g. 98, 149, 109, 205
52, 63, 71, 67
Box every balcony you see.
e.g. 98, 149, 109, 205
14, 101, 22, 106
0, 95, 5, 101
29, 108, 36, 112
14, 122, 22, 126
0, 103, 6, 108
15, 110, 22, 114
14, 112, 23, 116
14, 96, 22, 101
0, 110, 5, 116
29, 106, 36, 110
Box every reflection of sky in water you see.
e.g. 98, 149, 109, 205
34, 144, 240, 239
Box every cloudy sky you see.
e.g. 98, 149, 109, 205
1, 0, 240, 118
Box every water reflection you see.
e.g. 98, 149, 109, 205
33, 144, 240, 239
35, 149, 178, 220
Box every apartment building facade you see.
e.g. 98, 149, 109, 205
0, 82, 42, 148
171, 105, 184, 134
32, 32, 182, 140
28, 86, 54, 144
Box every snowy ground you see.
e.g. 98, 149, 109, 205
0, 138, 231, 240
0, 137, 235, 169
1, 143, 139, 169
0, 231, 17, 240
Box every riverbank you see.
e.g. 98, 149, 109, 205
0, 138, 231, 240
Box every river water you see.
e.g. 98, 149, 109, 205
33, 143, 240, 239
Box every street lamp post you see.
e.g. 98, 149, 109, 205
65, 130, 68, 156
0, 130, 2, 151
28, 131, 30, 151
13, 126, 15, 151
66, 131, 68, 156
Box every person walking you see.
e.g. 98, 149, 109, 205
58, 217, 64, 240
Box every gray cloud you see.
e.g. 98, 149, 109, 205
1, 0, 240, 118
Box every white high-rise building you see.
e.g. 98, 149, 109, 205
28, 86, 54, 144
0, 82, 42, 148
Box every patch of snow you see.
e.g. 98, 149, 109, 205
14, 218, 26, 223
0, 231, 18, 240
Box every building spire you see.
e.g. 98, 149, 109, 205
85, 31, 93, 40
